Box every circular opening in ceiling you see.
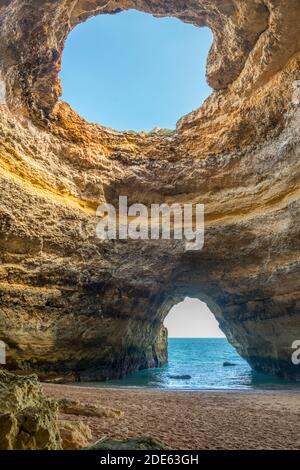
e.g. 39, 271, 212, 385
60, 9, 213, 132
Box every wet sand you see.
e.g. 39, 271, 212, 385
44, 384, 300, 450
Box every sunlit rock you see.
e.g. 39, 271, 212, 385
0, 371, 61, 450
59, 420, 92, 450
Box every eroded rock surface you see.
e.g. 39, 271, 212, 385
59, 420, 92, 450
0, 1, 299, 380
86, 436, 167, 451
58, 398, 124, 418
0, 370, 61, 450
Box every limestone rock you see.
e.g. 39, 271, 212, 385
0, 371, 61, 450
59, 420, 92, 450
0, 1, 299, 381
58, 398, 124, 419
168, 375, 192, 380
86, 436, 167, 450
0, 413, 18, 450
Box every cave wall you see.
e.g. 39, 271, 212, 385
0, 0, 299, 380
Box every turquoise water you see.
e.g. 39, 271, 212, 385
89, 339, 300, 391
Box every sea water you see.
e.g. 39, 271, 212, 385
87, 338, 300, 391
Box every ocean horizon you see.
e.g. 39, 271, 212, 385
82, 338, 300, 391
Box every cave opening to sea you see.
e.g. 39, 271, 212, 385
78, 297, 293, 391
60, 9, 213, 132
156, 297, 253, 390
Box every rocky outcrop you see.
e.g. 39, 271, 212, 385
58, 398, 123, 419
0, 370, 99, 450
0, 370, 61, 450
86, 436, 167, 450
0, 1, 299, 380
59, 420, 92, 450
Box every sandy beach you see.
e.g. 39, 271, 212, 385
44, 385, 300, 450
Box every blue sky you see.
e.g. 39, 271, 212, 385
60, 10, 213, 131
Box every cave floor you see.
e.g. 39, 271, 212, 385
45, 384, 300, 450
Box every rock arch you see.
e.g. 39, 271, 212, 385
0, 1, 299, 381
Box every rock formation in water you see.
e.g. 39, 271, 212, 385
0, 1, 299, 381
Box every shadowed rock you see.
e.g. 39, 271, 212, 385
168, 374, 192, 380
85, 436, 167, 450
